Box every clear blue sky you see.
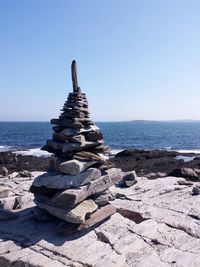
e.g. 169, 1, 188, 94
0, 0, 200, 121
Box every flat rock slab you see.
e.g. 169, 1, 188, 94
1, 174, 200, 266
36, 198, 98, 223
31, 168, 101, 190
58, 204, 116, 235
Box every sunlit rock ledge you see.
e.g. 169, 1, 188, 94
0, 171, 200, 266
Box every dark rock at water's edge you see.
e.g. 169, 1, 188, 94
0, 151, 49, 174
111, 149, 200, 177
1, 148, 200, 179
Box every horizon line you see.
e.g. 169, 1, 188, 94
0, 119, 200, 123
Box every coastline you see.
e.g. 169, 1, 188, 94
1, 147, 200, 178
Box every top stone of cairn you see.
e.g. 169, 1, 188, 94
71, 60, 81, 94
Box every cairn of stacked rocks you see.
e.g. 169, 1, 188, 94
30, 60, 126, 234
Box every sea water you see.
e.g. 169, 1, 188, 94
0, 121, 200, 156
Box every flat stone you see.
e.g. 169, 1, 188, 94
62, 128, 79, 136
64, 199, 98, 223
32, 168, 101, 190
51, 168, 123, 207
73, 151, 105, 162
46, 140, 63, 151
51, 118, 83, 129
58, 204, 116, 235
36, 198, 98, 223
59, 159, 96, 175
53, 132, 68, 142
62, 142, 81, 153
68, 134, 85, 144
83, 131, 103, 141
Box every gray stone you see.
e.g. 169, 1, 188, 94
68, 134, 85, 144
36, 198, 98, 223
51, 118, 82, 129
62, 141, 81, 153
92, 190, 115, 206
59, 159, 96, 175
83, 131, 103, 141
46, 140, 63, 151
73, 151, 105, 162
1, 167, 8, 177
32, 168, 101, 190
192, 185, 200, 195
17, 170, 33, 178
51, 168, 123, 207
53, 132, 68, 142
121, 171, 137, 187
168, 167, 199, 180
59, 204, 117, 235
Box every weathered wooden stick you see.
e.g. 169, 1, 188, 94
71, 60, 79, 93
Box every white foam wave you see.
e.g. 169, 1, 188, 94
111, 149, 123, 155
176, 149, 200, 154
13, 148, 52, 158
0, 145, 13, 152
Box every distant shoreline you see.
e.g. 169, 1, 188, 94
0, 120, 200, 123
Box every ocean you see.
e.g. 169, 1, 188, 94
0, 121, 200, 156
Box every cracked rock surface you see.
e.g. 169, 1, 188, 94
0, 174, 200, 266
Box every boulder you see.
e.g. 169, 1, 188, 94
121, 170, 137, 187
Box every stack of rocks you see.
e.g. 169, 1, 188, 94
30, 61, 124, 234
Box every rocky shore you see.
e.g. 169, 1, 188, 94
1, 148, 200, 179
1, 168, 200, 266
0, 149, 200, 265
